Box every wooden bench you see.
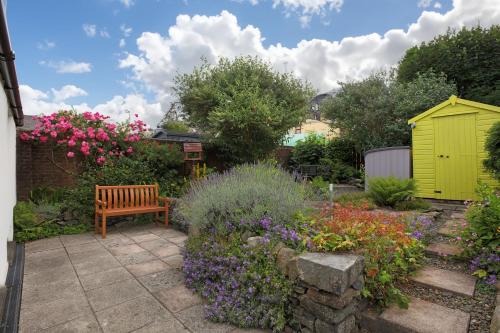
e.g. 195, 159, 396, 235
95, 184, 171, 239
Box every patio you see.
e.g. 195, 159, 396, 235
20, 224, 267, 333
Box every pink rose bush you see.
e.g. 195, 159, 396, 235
19, 110, 148, 167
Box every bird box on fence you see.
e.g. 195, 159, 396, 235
183, 142, 203, 161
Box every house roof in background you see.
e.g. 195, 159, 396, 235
151, 128, 201, 143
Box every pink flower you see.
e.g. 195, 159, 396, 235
67, 151, 75, 158
126, 147, 133, 154
68, 139, 76, 147
134, 113, 139, 117
50, 131, 58, 138
96, 156, 106, 165
19, 132, 30, 141
456, 236, 462, 241
39, 136, 48, 143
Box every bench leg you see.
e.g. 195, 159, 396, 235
164, 205, 169, 226
101, 214, 107, 239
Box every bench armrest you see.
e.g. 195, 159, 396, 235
158, 197, 172, 205
96, 200, 107, 207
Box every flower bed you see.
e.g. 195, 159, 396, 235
313, 204, 426, 307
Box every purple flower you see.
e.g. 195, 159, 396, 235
260, 217, 272, 230
486, 275, 497, 285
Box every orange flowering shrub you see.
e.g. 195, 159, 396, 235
313, 204, 424, 308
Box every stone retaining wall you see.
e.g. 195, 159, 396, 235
259, 238, 366, 333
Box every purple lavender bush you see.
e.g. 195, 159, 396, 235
181, 163, 314, 331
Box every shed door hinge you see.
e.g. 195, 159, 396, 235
434, 190, 442, 193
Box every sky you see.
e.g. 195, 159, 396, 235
7, 0, 500, 126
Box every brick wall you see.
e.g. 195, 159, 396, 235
16, 135, 78, 201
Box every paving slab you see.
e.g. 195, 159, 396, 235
41, 313, 101, 333
79, 266, 133, 291
115, 250, 157, 266
65, 241, 106, 255
162, 254, 184, 269
95, 296, 174, 333
425, 242, 462, 257
137, 268, 184, 293
23, 262, 78, 287
24, 249, 72, 273
21, 277, 83, 308
410, 266, 476, 297
60, 233, 98, 246
378, 297, 470, 333
73, 254, 121, 277
156, 229, 187, 239
130, 233, 162, 243
108, 244, 145, 257
151, 244, 181, 258
168, 235, 188, 245
138, 238, 170, 251
126, 259, 169, 277
177, 304, 234, 333
86, 278, 149, 311
132, 319, 190, 333
20, 293, 92, 332
98, 234, 135, 248
25, 237, 63, 254
451, 212, 466, 219
154, 284, 202, 313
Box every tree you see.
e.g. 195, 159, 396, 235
321, 71, 456, 153
174, 56, 314, 164
484, 121, 500, 180
398, 25, 500, 105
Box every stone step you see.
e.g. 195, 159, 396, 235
438, 220, 467, 237
361, 297, 470, 333
425, 242, 462, 257
410, 266, 476, 297
451, 212, 466, 219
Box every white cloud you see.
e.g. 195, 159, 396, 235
20, 84, 162, 125
100, 29, 111, 38
119, 0, 500, 109
119, 38, 126, 48
120, 24, 133, 37
273, 0, 344, 14
51, 85, 88, 102
82, 24, 97, 37
120, 0, 135, 8
40, 60, 92, 74
299, 15, 312, 28
418, 0, 432, 8
434, 2, 442, 9
37, 40, 56, 50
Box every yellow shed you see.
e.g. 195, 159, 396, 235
408, 95, 500, 201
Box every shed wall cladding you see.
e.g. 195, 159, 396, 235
410, 96, 500, 200
364, 147, 411, 190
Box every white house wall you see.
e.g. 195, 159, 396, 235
0, 85, 15, 286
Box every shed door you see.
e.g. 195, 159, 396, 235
433, 113, 477, 200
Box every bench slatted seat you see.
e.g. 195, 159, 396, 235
95, 184, 171, 239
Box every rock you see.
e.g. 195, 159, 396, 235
299, 295, 357, 325
425, 242, 462, 257
306, 287, 360, 310
241, 230, 254, 242
352, 276, 364, 291
271, 242, 286, 255
277, 247, 296, 276
297, 253, 364, 295
438, 220, 465, 237
410, 266, 476, 297
293, 307, 315, 330
451, 212, 465, 219
491, 304, 500, 333
246, 236, 263, 247
361, 297, 470, 333
315, 315, 355, 333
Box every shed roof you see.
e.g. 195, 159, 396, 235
408, 95, 500, 124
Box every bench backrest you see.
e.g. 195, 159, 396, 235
95, 184, 159, 209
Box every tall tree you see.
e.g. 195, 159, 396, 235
398, 25, 500, 105
321, 71, 456, 153
174, 56, 314, 164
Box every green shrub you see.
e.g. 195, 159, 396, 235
324, 137, 357, 166
461, 183, 500, 285
29, 186, 66, 204
368, 177, 416, 208
484, 121, 500, 180
14, 201, 88, 243
394, 198, 431, 211
308, 176, 330, 200
179, 163, 307, 231
289, 134, 326, 167
63, 142, 186, 223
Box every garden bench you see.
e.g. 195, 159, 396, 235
95, 184, 171, 239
